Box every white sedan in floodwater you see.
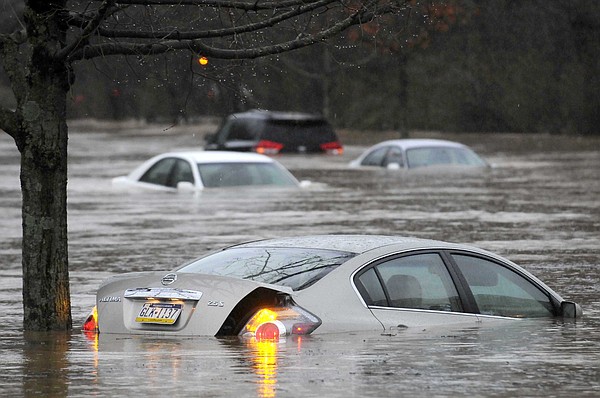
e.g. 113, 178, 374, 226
349, 139, 489, 170
112, 151, 302, 191
84, 235, 582, 340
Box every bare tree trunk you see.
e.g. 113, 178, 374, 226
20, 73, 71, 331
18, 1, 72, 331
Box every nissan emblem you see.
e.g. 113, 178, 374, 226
161, 273, 177, 285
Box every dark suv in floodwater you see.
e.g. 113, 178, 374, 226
204, 110, 343, 155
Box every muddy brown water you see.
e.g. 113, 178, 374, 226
1, 124, 599, 396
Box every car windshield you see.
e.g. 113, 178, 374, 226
177, 247, 356, 290
197, 162, 298, 187
406, 147, 488, 168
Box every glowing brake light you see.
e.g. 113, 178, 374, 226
240, 304, 321, 341
320, 141, 343, 155
82, 306, 98, 332
255, 321, 286, 341
255, 140, 284, 155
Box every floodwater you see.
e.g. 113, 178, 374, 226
1, 122, 599, 397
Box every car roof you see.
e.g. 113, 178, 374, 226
231, 234, 472, 255
371, 139, 469, 150
227, 109, 326, 122
159, 151, 275, 164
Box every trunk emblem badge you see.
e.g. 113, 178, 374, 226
161, 273, 177, 285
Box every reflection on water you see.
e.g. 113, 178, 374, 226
0, 127, 599, 396
22, 332, 70, 397
246, 338, 280, 398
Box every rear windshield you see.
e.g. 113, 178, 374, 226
177, 247, 356, 290
220, 118, 263, 141
262, 119, 338, 146
197, 162, 298, 187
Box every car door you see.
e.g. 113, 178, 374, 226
138, 157, 195, 189
382, 146, 404, 169
447, 253, 557, 318
354, 252, 484, 329
168, 158, 195, 188
360, 146, 389, 167
138, 157, 178, 190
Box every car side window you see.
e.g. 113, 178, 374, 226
356, 268, 387, 306
451, 254, 555, 317
170, 159, 194, 187
356, 253, 462, 312
383, 147, 404, 167
361, 147, 389, 166
139, 158, 177, 186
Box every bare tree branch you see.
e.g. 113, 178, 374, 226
56, 0, 118, 60
107, 0, 315, 9
67, 1, 399, 61
86, 0, 338, 41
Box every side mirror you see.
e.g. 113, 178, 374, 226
560, 301, 583, 318
176, 181, 196, 192
299, 180, 312, 188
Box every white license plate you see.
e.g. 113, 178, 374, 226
135, 302, 182, 324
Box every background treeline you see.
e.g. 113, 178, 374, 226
2, 0, 598, 135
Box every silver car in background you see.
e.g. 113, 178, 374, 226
349, 139, 489, 170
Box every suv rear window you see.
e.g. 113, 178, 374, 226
262, 119, 338, 151
221, 118, 263, 141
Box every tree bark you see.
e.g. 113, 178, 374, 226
20, 73, 72, 331
18, 1, 72, 331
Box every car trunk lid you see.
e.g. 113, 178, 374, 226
96, 271, 291, 336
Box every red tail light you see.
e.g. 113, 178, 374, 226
82, 306, 99, 332
255, 320, 286, 341
320, 141, 343, 155
255, 140, 284, 155
240, 305, 321, 341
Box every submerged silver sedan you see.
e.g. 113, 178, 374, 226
349, 139, 489, 169
84, 235, 581, 340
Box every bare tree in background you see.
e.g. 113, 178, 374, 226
0, 0, 413, 331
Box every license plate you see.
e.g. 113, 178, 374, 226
136, 302, 182, 324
